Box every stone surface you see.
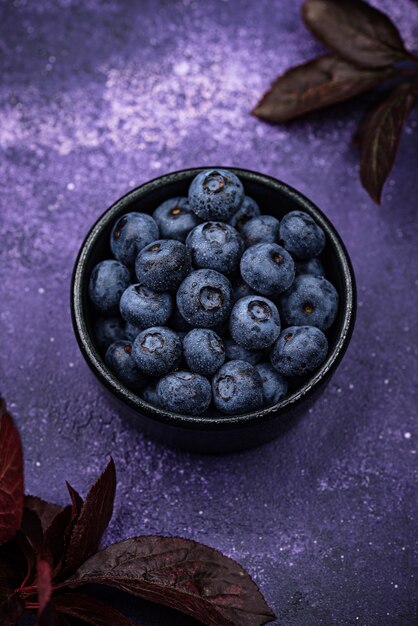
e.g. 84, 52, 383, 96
1, 1, 417, 624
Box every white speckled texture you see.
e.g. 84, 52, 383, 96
1, 1, 417, 624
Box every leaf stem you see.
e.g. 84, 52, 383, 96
18, 559, 32, 592
18, 584, 37, 598
25, 602, 39, 610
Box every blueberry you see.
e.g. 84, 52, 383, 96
89, 260, 130, 315
152, 197, 201, 242
255, 362, 288, 406
170, 308, 194, 332
135, 239, 191, 291
124, 322, 142, 342
280, 210, 325, 260
94, 317, 126, 351
212, 360, 264, 415
229, 196, 260, 231
157, 370, 212, 415
231, 278, 258, 303
186, 222, 244, 275
224, 339, 263, 365
280, 274, 338, 331
295, 258, 325, 277
240, 243, 295, 297
119, 284, 173, 328
132, 326, 181, 376
229, 296, 281, 350
105, 340, 147, 389
270, 326, 328, 377
176, 269, 232, 328
188, 169, 244, 221
183, 328, 225, 376
141, 383, 161, 407
177, 330, 188, 344
110, 212, 159, 266
241, 215, 280, 247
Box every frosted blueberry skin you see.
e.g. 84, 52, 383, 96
279, 210, 325, 260
295, 258, 325, 277
186, 221, 244, 276
135, 239, 191, 292
241, 215, 280, 247
224, 338, 263, 365
89, 259, 130, 315
110, 212, 159, 266
105, 340, 148, 390
270, 325, 328, 377
231, 278, 258, 303
212, 360, 264, 415
229, 296, 281, 350
188, 169, 244, 221
124, 322, 142, 342
169, 307, 194, 332
183, 328, 225, 377
141, 383, 161, 407
157, 370, 212, 415
240, 243, 295, 297
152, 197, 201, 242
255, 362, 288, 406
280, 274, 339, 331
119, 284, 173, 328
228, 195, 260, 231
176, 331, 187, 345
132, 326, 182, 377
94, 317, 126, 352
176, 269, 233, 328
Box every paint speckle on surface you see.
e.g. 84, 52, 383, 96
1, 1, 417, 625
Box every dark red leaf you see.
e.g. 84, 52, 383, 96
23, 496, 77, 577
0, 537, 28, 586
25, 496, 64, 533
0, 589, 24, 626
17, 508, 52, 587
45, 506, 72, 568
63, 536, 276, 626
48, 485, 83, 579
252, 55, 395, 123
66, 483, 83, 517
55, 593, 135, 626
37, 559, 53, 613
21, 507, 51, 563
35, 559, 60, 626
61, 483, 84, 556
301, 0, 409, 68
12, 531, 36, 588
37, 602, 60, 626
62, 460, 116, 576
359, 82, 418, 203
0, 550, 21, 587
0, 542, 26, 624
0, 400, 24, 545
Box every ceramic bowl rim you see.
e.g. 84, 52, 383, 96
71, 166, 356, 431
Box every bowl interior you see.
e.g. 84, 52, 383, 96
72, 168, 355, 429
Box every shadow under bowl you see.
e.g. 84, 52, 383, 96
71, 167, 356, 453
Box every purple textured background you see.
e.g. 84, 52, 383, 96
1, 1, 417, 624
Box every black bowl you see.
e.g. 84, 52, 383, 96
71, 167, 356, 453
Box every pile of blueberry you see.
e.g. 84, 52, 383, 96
89, 169, 338, 416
